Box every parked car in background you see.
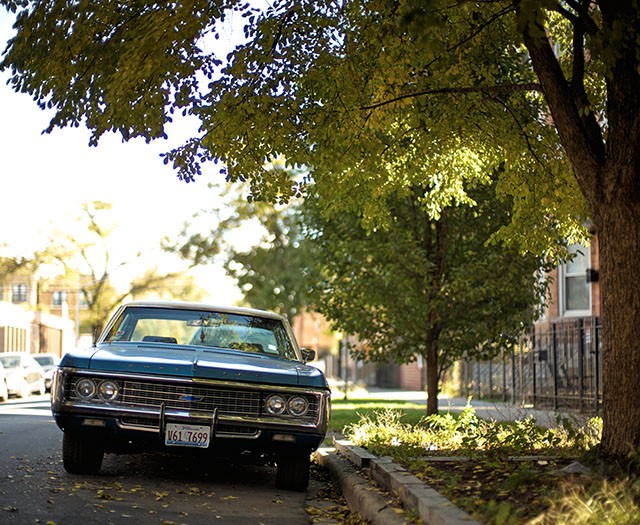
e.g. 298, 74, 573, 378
51, 301, 331, 491
0, 361, 8, 402
0, 353, 46, 398
33, 353, 61, 392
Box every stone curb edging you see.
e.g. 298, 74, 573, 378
315, 448, 409, 525
333, 439, 481, 525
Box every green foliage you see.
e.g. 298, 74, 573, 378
534, 478, 640, 525
303, 181, 547, 375
0, 252, 41, 279
164, 182, 312, 319
329, 398, 426, 435
344, 406, 601, 459
0, 0, 607, 256
54, 201, 202, 340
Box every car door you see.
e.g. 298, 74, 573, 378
25, 356, 41, 387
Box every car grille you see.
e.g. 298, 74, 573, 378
122, 381, 262, 416
65, 376, 320, 421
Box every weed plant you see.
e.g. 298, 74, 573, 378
344, 405, 601, 459
341, 405, 626, 524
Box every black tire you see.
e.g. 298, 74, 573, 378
62, 432, 105, 474
275, 454, 310, 492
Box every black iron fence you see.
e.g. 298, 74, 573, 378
459, 317, 602, 413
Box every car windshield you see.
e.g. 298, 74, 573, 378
0, 356, 20, 369
34, 356, 55, 367
103, 307, 297, 359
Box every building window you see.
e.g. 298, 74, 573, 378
12, 284, 28, 303
53, 291, 67, 306
562, 243, 591, 315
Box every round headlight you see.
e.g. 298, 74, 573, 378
76, 378, 96, 399
287, 396, 309, 417
98, 380, 119, 401
265, 394, 286, 415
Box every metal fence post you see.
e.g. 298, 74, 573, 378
531, 326, 537, 406
578, 318, 585, 412
502, 349, 507, 402
595, 321, 601, 413
511, 346, 517, 405
552, 322, 559, 410
489, 360, 493, 400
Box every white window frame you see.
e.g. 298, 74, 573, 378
11, 283, 28, 303
53, 290, 67, 306
559, 243, 592, 318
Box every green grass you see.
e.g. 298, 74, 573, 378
329, 397, 428, 435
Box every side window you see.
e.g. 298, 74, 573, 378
53, 291, 67, 306
12, 284, 28, 303
562, 243, 591, 315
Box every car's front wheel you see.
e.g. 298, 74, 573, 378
62, 432, 104, 474
275, 454, 310, 491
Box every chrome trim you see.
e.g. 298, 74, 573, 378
117, 418, 263, 439
56, 400, 325, 430
59, 367, 326, 395
53, 367, 330, 435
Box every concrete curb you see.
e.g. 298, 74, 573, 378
333, 440, 481, 525
315, 448, 408, 525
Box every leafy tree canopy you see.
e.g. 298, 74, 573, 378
302, 181, 546, 413
1, 0, 593, 256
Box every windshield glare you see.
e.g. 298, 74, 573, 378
0, 356, 20, 368
103, 307, 297, 359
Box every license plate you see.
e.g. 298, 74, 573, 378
164, 423, 211, 448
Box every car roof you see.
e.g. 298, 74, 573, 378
120, 301, 288, 322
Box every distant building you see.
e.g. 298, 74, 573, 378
0, 269, 86, 356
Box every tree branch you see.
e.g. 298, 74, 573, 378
518, 4, 605, 203
360, 83, 541, 110
492, 98, 555, 178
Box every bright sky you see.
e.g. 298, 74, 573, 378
0, 10, 248, 304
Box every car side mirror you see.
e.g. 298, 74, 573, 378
300, 348, 316, 363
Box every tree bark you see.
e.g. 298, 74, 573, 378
425, 342, 439, 416
520, 2, 640, 460
598, 200, 640, 458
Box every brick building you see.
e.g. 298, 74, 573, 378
0, 269, 83, 357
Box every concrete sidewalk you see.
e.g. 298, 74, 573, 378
335, 386, 592, 428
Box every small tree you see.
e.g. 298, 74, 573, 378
303, 184, 546, 415
165, 183, 311, 320
55, 201, 202, 341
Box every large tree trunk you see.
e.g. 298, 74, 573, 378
521, 2, 640, 461
597, 176, 640, 458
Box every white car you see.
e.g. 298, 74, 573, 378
33, 353, 61, 392
0, 361, 8, 402
0, 353, 46, 398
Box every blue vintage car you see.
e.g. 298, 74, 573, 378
51, 301, 331, 491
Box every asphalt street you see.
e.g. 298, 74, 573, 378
0, 395, 328, 524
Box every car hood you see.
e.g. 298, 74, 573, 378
61, 343, 327, 389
